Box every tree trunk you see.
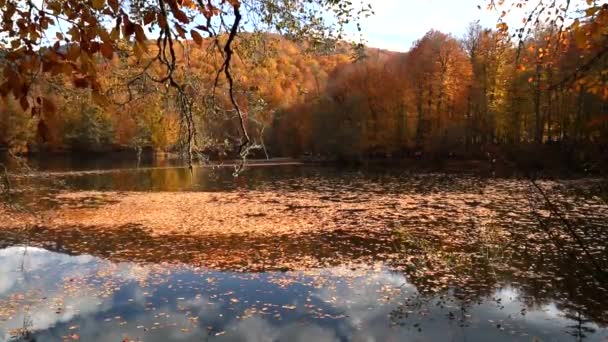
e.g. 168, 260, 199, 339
534, 62, 543, 144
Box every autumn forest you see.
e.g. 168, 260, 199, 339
2, 4, 607, 169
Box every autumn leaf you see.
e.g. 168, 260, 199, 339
496, 22, 508, 32
134, 24, 147, 44
228, 0, 241, 9
172, 8, 189, 24
182, 0, 197, 10
91, 0, 105, 10
191, 29, 203, 45
100, 41, 113, 59
143, 11, 156, 26
108, 0, 119, 13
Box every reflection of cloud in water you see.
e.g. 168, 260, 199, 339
0, 247, 158, 341
0, 247, 94, 295
310, 268, 608, 341
313, 267, 409, 326
1, 247, 607, 341
221, 316, 339, 342
0, 247, 107, 341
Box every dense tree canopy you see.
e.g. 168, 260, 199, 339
0, 0, 607, 168
0, 0, 371, 167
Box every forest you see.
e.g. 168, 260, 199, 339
1, 3, 606, 169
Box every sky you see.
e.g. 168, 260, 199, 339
353, 0, 593, 52
354, 0, 494, 51
10, 0, 596, 52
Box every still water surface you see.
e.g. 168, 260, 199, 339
1, 157, 607, 341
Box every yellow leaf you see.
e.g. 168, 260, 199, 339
92, 0, 105, 10
586, 7, 599, 16
496, 22, 508, 32
574, 29, 587, 48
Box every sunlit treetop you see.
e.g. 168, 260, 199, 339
2, 0, 606, 109
490, 0, 608, 97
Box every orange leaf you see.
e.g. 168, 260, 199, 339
173, 8, 189, 24
134, 24, 146, 43
143, 11, 156, 26
108, 0, 119, 13
191, 29, 203, 45
100, 41, 113, 59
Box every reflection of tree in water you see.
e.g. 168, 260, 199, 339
388, 204, 608, 338
1, 159, 37, 341
388, 227, 494, 331
389, 289, 474, 330
10, 309, 34, 342
9, 246, 35, 342
564, 310, 597, 341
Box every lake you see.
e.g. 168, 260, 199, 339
0, 156, 607, 341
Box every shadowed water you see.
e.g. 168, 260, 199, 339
1, 157, 607, 341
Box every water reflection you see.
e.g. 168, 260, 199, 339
1, 246, 607, 342
2, 161, 608, 341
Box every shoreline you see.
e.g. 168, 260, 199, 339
1, 148, 606, 178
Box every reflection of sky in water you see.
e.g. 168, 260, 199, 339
1, 247, 606, 341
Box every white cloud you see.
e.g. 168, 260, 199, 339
352, 0, 594, 51
350, 0, 496, 51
